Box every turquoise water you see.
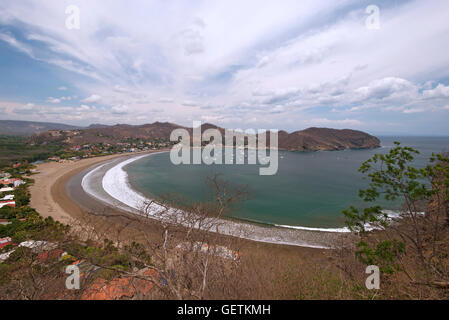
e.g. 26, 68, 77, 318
125, 137, 449, 229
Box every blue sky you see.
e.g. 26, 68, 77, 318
0, 0, 449, 135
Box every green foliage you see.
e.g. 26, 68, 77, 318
0, 135, 62, 167
60, 254, 76, 264
342, 142, 449, 275
0, 207, 69, 242
14, 183, 30, 207
6, 246, 32, 263
100, 253, 131, 269
356, 240, 405, 274
63, 241, 86, 258
342, 205, 387, 233
93, 268, 118, 281
64, 239, 133, 271
124, 241, 151, 266
85, 246, 103, 258
343, 142, 441, 233
357, 142, 433, 203
0, 206, 16, 219
428, 153, 449, 202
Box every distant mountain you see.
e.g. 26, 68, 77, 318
275, 127, 381, 151
86, 123, 110, 129
83, 122, 187, 140
31, 121, 187, 146
0, 120, 83, 136
30, 121, 380, 151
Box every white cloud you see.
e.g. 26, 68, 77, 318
79, 105, 91, 111
81, 94, 102, 104
0, 33, 34, 58
46, 97, 61, 104
353, 77, 418, 102
111, 105, 130, 115
12, 103, 37, 114
423, 84, 449, 99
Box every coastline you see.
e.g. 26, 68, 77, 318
29, 153, 132, 224
29, 150, 180, 247
29, 150, 350, 250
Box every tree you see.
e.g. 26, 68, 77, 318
343, 142, 449, 289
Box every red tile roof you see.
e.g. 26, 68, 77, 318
0, 237, 13, 249
37, 249, 65, 262
0, 178, 23, 185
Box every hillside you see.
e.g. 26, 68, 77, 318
30, 121, 380, 152
30, 122, 185, 146
0, 120, 82, 136
276, 127, 380, 151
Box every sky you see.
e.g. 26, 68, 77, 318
0, 0, 449, 135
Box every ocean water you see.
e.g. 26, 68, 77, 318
124, 137, 449, 229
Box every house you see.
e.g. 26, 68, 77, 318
37, 249, 66, 262
0, 187, 14, 193
0, 240, 59, 262
18, 240, 57, 252
12, 163, 22, 168
0, 237, 13, 250
14, 179, 25, 187
0, 201, 15, 208
0, 219, 11, 226
0, 250, 14, 262
0, 178, 25, 187
0, 172, 11, 178
0, 194, 14, 201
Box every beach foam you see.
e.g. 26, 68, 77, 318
81, 153, 165, 215
274, 224, 351, 233
102, 153, 165, 214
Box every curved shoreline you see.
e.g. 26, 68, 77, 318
80, 152, 348, 249
29, 153, 135, 224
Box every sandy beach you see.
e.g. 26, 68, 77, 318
29, 154, 123, 224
